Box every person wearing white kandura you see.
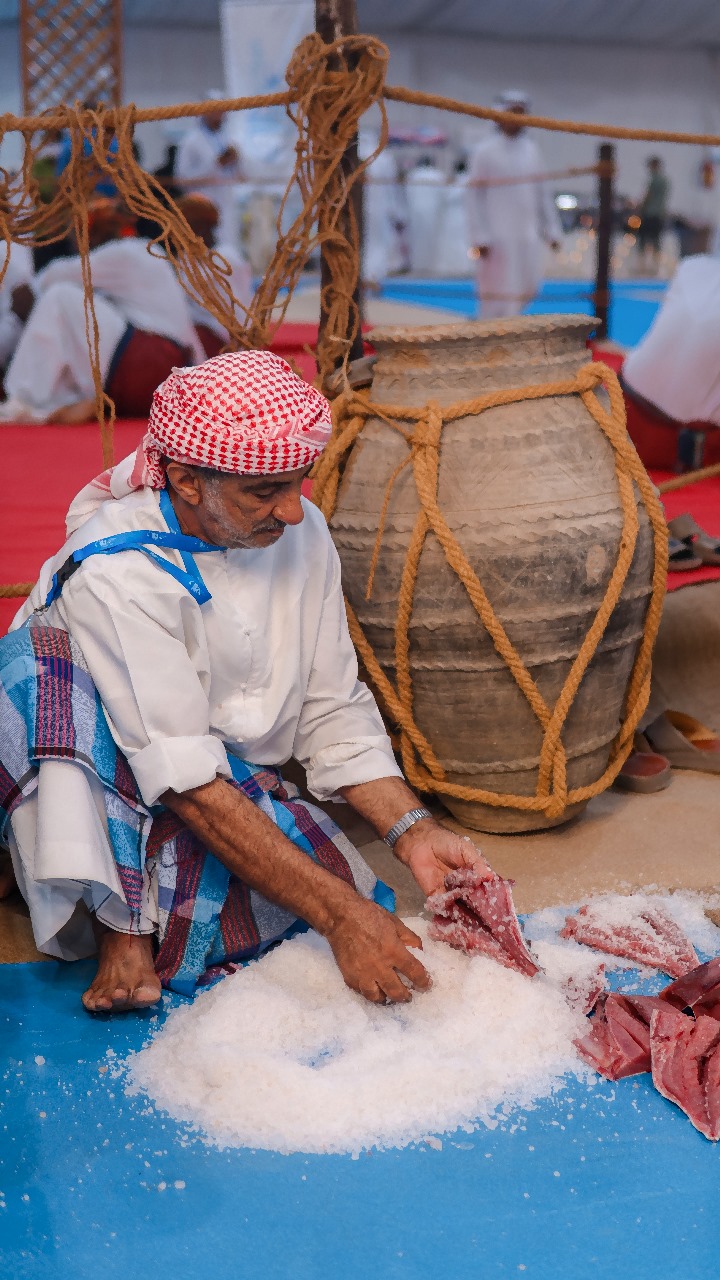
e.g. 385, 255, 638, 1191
466, 90, 563, 319
0, 241, 34, 375
406, 154, 445, 276
0, 350, 492, 1015
358, 132, 403, 290
0, 200, 204, 425
176, 95, 244, 249
174, 192, 253, 358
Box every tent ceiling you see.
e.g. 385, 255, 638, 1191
357, 0, 720, 48
0, 1, 719, 47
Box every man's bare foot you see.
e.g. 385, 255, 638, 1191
48, 398, 96, 426
82, 929, 161, 1014
0, 858, 17, 899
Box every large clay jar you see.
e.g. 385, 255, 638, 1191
328, 315, 655, 833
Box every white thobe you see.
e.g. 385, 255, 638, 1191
0, 242, 34, 368
406, 165, 445, 275
176, 122, 243, 248
360, 144, 402, 286
10, 465, 401, 957
622, 256, 720, 425
435, 175, 472, 277
4, 240, 204, 417
466, 130, 563, 319
187, 241, 253, 339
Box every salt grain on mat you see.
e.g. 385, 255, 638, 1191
125, 920, 587, 1156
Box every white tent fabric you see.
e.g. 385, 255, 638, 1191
2, 0, 720, 45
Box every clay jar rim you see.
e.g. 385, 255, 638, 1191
367, 312, 598, 348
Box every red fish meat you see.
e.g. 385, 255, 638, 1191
650, 1005, 720, 1141
574, 992, 667, 1080
659, 957, 720, 1021
560, 900, 699, 979
427, 867, 539, 977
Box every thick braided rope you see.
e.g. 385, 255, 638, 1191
383, 85, 720, 147
657, 461, 720, 493
313, 361, 669, 817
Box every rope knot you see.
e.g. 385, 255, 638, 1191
412, 402, 443, 452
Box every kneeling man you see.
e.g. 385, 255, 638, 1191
1, 351, 487, 1011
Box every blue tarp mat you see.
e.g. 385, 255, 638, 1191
379, 278, 667, 348
1, 956, 717, 1280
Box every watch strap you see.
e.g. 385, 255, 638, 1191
383, 807, 432, 849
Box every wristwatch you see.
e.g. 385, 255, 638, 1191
383, 807, 432, 849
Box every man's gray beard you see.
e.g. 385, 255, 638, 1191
202, 475, 277, 549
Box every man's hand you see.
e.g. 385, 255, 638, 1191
326, 897, 430, 1004
394, 819, 491, 897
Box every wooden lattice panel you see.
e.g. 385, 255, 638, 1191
20, 0, 123, 115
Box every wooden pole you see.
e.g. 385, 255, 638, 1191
315, 0, 365, 366
594, 142, 615, 339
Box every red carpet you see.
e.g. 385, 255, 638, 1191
0, 420, 147, 636
1, 425, 718, 637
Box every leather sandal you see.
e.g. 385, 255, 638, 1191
643, 711, 720, 773
615, 732, 672, 793
668, 514, 720, 567
667, 533, 702, 572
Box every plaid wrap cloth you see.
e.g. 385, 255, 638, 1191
0, 625, 387, 995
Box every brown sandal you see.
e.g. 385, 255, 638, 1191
615, 732, 672, 793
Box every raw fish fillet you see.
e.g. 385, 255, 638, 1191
650, 1005, 720, 1141
575, 993, 667, 1080
427, 868, 539, 977
560, 901, 699, 979
659, 957, 720, 1022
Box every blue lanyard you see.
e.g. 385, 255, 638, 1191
43, 487, 225, 609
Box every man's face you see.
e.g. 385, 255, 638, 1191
499, 104, 527, 138
166, 462, 312, 549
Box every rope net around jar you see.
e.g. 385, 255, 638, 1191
312, 360, 669, 819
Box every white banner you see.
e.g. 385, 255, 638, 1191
220, 0, 314, 178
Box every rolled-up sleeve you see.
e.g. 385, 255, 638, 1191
60, 557, 232, 806
293, 543, 402, 801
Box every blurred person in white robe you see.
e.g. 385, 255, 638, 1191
622, 254, 720, 428
176, 193, 253, 358
0, 201, 203, 425
407, 154, 445, 275
359, 132, 403, 291
466, 91, 562, 319
435, 157, 472, 277
176, 95, 244, 248
0, 242, 34, 374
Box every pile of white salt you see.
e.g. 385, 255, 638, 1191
124, 892, 720, 1157
125, 920, 588, 1156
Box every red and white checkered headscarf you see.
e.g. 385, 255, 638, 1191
65, 350, 333, 535
135, 350, 332, 486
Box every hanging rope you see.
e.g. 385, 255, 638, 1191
313, 360, 669, 819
